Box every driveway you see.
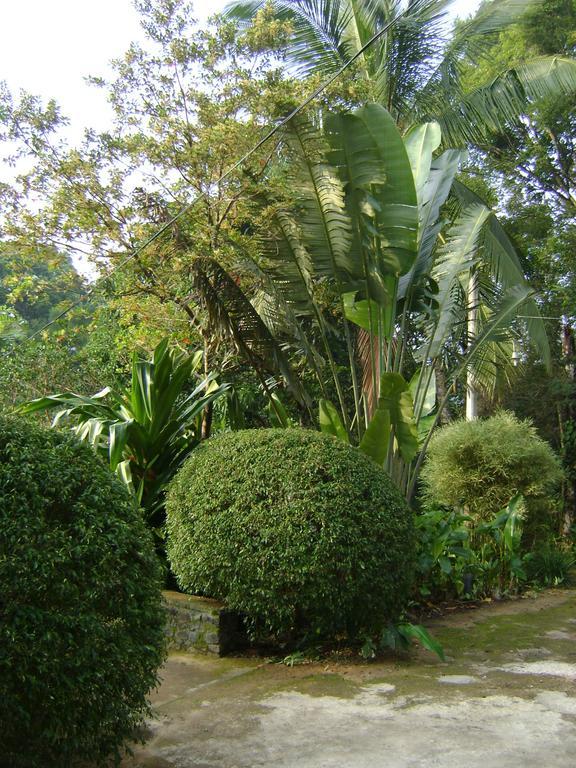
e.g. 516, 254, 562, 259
124, 588, 576, 768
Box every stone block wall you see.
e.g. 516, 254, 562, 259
163, 591, 248, 656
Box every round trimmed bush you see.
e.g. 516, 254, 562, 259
166, 429, 414, 640
420, 412, 563, 521
0, 417, 166, 768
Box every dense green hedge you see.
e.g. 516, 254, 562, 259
166, 428, 414, 641
0, 417, 166, 768
420, 412, 562, 522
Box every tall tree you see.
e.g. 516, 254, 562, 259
458, 0, 576, 523
226, 0, 576, 145
0, 1, 314, 410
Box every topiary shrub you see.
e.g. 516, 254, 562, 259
420, 412, 563, 523
0, 417, 166, 768
166, 428, 414, 641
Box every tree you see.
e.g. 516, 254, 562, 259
225, 0, 576, 419
456, 0, 576, 525
226, 0, 576, 146
242, 104, 549, 499
0, 1, 311, 412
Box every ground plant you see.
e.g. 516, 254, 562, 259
166, 428, 415, 642
0, 417, 165, 768
19, 339, 229, 529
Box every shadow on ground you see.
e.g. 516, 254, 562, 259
123, 588, 576, 768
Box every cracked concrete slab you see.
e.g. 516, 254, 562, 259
123, 589, 576, 768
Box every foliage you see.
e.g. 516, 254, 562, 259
471, 494, 528, 596
420, 412, 562, 522
227, 0, 576, 146
259, 103, 548, 499
0, 2, 310, 405
415, 507, 473, 600
0, 338, 94, 415
0, 241, 86, 334
524, 544, 576, 586
18, 339, 229, 530
166, 428, 415, 641
362, 621, 445, 661
416, 495, 541, 599
380, 622, 445, 661
0, 416, 165, 768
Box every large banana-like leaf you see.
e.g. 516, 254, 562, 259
326, 103, 419, 280
403, 121, 442, 205
319, 398, 350, 443
398, 130, 463, 301
360, 371, 418, 465
409, 366, 436, 420
359, 407, 390, 465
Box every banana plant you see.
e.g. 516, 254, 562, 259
254, 103, 548, 496
18, 339, 230, 524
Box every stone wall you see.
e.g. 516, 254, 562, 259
163, 591, 248, 656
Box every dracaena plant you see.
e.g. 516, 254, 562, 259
18, 338, 230, 529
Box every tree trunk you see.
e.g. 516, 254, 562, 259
466, 270, 479, 421
561, 322, 575, 535
434, 360, 452, 424
200, 340, 213, 441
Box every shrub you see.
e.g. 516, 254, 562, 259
0, 417, 166, 768
420, 412, 562, 523
166, 428, 414, 641
525, 545, 575, 587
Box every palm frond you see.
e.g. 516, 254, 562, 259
426, 203, 491, 358
225, 0, 349, 76
285, 116, 355, 283
435, 56, 576, 146
463, 283, 538, 380
190, 257, 310, 407
453, 179, 551, 368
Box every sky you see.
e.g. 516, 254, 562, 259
0, 0, 482, 138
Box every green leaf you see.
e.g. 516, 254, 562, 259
409, 367, 436, 419
397, 623, 446, 661
378, 372, 418, 463
319, 399, 349, 443
501, 494, 525, 553
359, 408, 391, 465
416, 413, 437, 447
342, 292, 382, 331
268, 393, 291, 428
327, 103, 419, 279
403, 122, 442, 205
108, 419, 134, 471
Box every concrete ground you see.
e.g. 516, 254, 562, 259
124, 589, 576, 768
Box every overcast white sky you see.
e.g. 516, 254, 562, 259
0, 0, 482, 137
